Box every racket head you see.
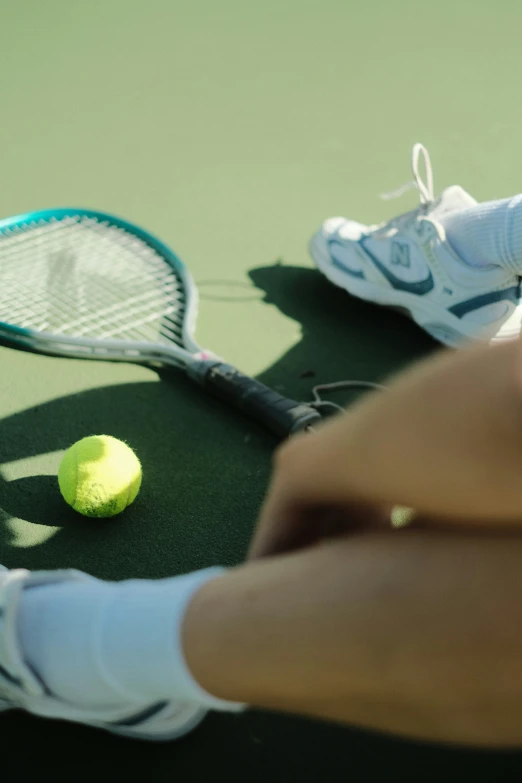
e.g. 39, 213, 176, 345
0, 208, 202, 368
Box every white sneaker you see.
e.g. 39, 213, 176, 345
0, 567, 206, 741
309, 144, 522, 347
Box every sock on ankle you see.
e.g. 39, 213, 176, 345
440, 194, 522, 273
17, 567, 243, 712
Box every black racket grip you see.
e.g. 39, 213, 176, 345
192, 361, 321, 437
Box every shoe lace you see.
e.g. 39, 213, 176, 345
378, 144, 435, 232
381, 143, 434, 205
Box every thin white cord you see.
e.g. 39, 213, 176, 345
306, 379, 386, 415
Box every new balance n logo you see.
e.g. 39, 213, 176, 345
390, 241, 411, 268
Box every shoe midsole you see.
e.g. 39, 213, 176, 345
310, 233, 517, 346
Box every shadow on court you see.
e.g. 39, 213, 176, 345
2, 263, 519, 782
249, 263, 435, 403
0, 264, 434, 574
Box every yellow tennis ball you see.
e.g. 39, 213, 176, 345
58, 435, 142, 518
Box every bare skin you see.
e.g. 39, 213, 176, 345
186, 531, 522, 747
251, 337, 522, 560
182, 338, 522, 746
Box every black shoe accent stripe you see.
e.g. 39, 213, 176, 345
112, 701, 169, 727
448, 285, 520, 318
0, 663, 21, 687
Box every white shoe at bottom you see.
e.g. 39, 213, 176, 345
0, 566, 206, 741
310, 144, 522, 348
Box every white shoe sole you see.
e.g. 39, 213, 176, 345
104, 704, 207, 741
310, 232, 518, 348
0, 700, 206, 742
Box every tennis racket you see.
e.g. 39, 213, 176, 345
0, 208, 322, 438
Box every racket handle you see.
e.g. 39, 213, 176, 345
190, 361, 321, 437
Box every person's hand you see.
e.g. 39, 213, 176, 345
248, 429, 391, 560
249, 338, 522, 561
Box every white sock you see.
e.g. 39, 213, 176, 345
440, 195, 522, 273
17, 567, 242, 711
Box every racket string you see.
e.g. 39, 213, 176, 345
0, 217, 179, 287
0, 215, 388, 409
0, 215, 188, 348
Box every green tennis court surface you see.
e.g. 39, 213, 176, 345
1, 1, 522, 779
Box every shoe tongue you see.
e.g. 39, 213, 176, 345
429, 185, 477, 218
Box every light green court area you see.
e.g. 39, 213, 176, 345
1, 1, 522, 779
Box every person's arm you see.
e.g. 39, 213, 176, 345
186, 528, 522, 747
180, 338, 522, 748
250, 338, 522, 560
